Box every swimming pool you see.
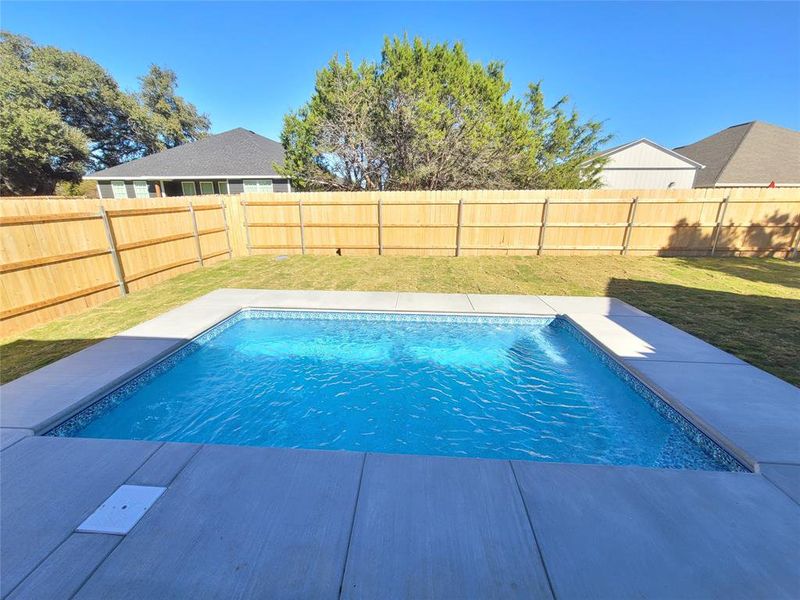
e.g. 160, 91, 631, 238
49, 310, 743, 471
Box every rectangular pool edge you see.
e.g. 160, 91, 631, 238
45, 308, 748, 473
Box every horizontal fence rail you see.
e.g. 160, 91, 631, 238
1, 198, 233, 335
1, 187, 799, 336
239, 190, 800, 257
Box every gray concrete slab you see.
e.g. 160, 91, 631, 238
119, 304, 239, 339
0, 428, 32, 451
629, 361, 800, 466
126, 442, 200, 487
760, 464, 800, 504
570, 314, 745, 364
7, 533, 121, 600
0, 337, 183, 431
467, 294, 556, 315
395, 292, 474, 312
342, 453, 552, 599
540, 295, 649, 316
0, 436, 158, 595
76, 445, 363, 600
249, 289, 399, 311
512, 461, 800, 599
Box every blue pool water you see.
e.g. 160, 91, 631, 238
51, 310, 741, 471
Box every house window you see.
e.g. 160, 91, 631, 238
199, 181, 215, 195
181, 181, 197, 196
242, 179, 273, 194
133, 181, 149, 198
217, 181, 228, 194
111, 181, 127, 199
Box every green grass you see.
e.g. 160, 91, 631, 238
2, 256, 798, 386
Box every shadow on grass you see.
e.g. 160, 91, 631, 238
606, 278, 800, 387
0, 338, 105, 385
654, 210, 800, 288
673, 257, 800, 290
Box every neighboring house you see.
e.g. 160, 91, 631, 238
674, 121, 800, 188
590, 139, 704, 189
86, 128, 290, 198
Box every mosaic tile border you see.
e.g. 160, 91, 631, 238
47, 308, 746, 471
555, 319, 746, 472
240, 309, 556, 327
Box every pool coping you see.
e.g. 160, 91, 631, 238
2, 289, 797, 472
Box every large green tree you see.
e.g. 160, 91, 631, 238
281, 36, 610, 191
132, 65, 211, 154
0, 32, 210, 195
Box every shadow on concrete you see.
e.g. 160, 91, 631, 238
606, 278, 800, 387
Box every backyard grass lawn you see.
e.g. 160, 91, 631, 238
1, 256, 798, 386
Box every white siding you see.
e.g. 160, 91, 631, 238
598, 141, 700, 189
600, 168, 697, 189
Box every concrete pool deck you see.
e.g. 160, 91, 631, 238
1, 290, 798, 598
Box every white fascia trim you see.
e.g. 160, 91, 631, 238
587, 139, 706, 169
86, 175, 290, 181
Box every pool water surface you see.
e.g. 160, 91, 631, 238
50, 310, 743, 471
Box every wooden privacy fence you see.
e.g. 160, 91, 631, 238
1, 187, 799, 336
239, 188, 800, 257
1, 198, 232, 336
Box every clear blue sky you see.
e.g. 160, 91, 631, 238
4, 1, 799, 149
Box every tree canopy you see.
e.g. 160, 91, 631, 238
281, 36, 611, 191
0, 32, 210, 195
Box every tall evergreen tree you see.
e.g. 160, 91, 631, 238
281, 36, 610, 190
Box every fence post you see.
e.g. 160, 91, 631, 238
377, 199, 383, 256
298, 198, 306, 255
242, 200, 252, 256
455, 199, 464, 257
537, 198, 549, 256
790, 223, 800, 260
99, 206, 126, 296
622, 196, 639, 256
188, 202, 203, 266
710, 196, 730, 256
220, 201, 233, 258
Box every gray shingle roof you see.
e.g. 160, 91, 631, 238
674, 121, 800, 187
87, 128, 286, 179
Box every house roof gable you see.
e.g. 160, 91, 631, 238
86, 128, 286, 179
588, 139, 704, 169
